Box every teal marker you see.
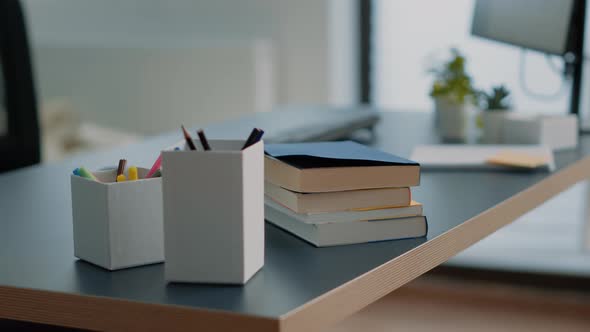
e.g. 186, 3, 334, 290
78, 167, 98, 181
73, 168, 80, 176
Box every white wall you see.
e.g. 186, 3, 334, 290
269, 0, 359, 105
329, 0, 360, 105
23, 0, 275, 46
35, 42, 274, 134
22, 0, 359, 133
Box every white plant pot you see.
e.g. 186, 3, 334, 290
434, 98, 470, 142
481, 110, 509, 144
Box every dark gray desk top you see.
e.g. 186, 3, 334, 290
1, 111, 588, 319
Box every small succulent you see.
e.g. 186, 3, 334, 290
480, 85, 511, 111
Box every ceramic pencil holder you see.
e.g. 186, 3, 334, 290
162, 139, 264, 284
70, 167, 164, 270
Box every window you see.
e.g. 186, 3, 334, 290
371, 0, 569, 115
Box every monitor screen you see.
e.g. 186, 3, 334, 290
471, 0, 575, 55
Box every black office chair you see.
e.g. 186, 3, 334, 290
0, 0, 40, 173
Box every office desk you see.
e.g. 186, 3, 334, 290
1, 112, 589, 332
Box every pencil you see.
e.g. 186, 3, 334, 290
197, 129, 211, 151
146, 154, 162, 178
181, 125, 197, 150
116, 159, 127, 182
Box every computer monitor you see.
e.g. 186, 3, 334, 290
472, 0, 586, 116
471, 0, 575, 55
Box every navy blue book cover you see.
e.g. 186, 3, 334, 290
265, 141, 420, 169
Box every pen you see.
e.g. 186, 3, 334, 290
78, 167, 98, 181
197, 129, 211, 151
181, 125, 197, 151
116, 159, 127, 182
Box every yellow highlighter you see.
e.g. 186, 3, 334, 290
116, 174, 127, 182
128, 166, 139, 181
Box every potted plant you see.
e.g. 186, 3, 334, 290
478, 85, 512, 143
429, 49, 477, 141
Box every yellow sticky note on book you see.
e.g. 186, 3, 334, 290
486, 150, 549, 169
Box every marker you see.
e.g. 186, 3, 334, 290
116, 159, 127, 182
73, 168, 80, 176
242, 128, 260, 150
242, 128, 264, 150
128, 166, 139, 181
146, 154, 162, 178
181, 125, 197, 151
197, 129, 211, 151
78, 167, 98, 181
116, 174, 127, 182
253, 129, 264, 144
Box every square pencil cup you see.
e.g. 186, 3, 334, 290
162, 139, 264, 284
71, 168, 164, 270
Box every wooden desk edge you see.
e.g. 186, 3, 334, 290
2, 157, 589, 332
279, 156, 590, 332
0, 286, 279, 332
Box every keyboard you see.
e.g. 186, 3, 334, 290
264, 105, 380, 143
205, 105, 381, 143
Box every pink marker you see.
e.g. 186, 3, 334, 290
146, 154, 162, 178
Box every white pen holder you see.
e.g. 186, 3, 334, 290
162, 139, 264, 284
70, 168, 164, 270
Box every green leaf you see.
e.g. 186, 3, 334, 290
429, 48, 477, 106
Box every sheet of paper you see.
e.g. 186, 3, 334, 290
410, 144, 555, 171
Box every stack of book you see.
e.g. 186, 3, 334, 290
264, 141, 427, 247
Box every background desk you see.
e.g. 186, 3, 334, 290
1, 112, 589, 331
